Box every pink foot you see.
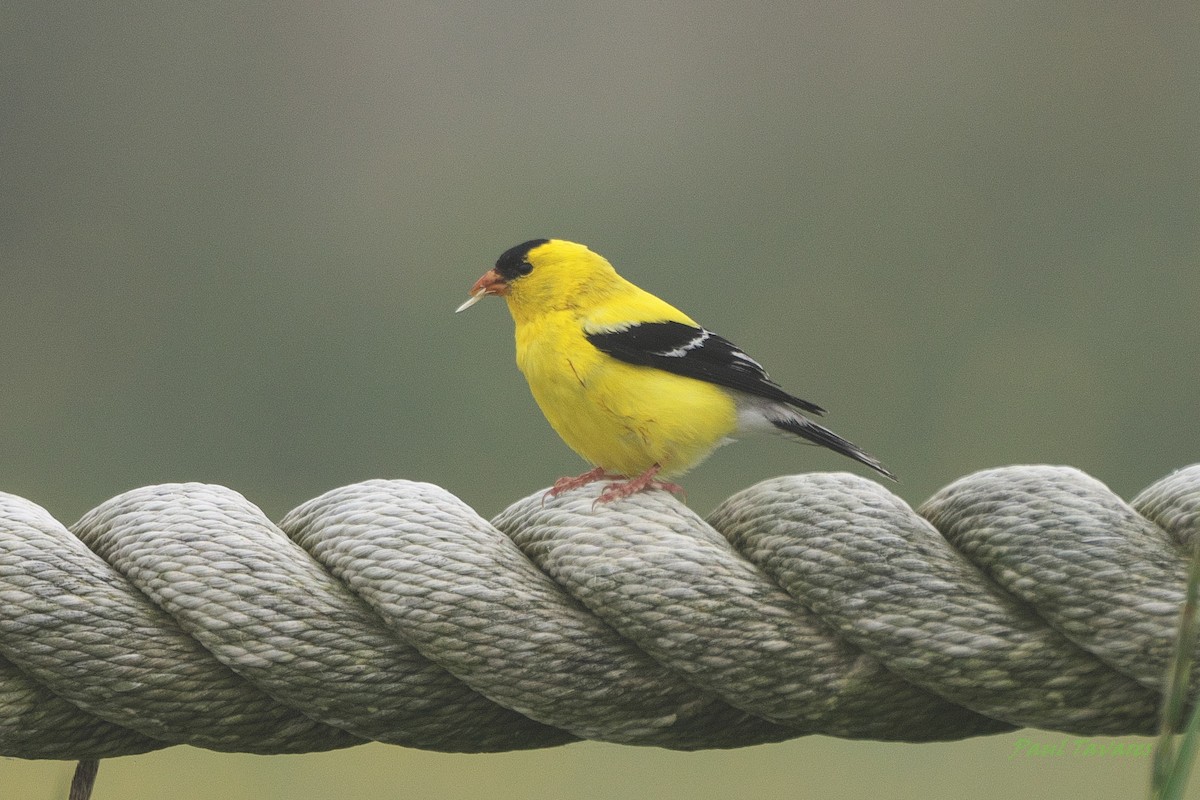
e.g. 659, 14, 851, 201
594, 463, 686, 505
545, 466, 625, 501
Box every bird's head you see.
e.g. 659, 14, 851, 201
456, 239, 621, 322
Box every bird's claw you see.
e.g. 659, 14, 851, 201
593, 481, 685, 506
592, 465, 686, 507
541, 464, 686, 507
542, 467, 623, 505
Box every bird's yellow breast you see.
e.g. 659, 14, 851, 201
514, 311, 738, 477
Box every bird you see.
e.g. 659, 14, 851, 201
456, 238, 894, 503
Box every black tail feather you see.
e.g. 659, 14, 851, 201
770, 415, 897, 481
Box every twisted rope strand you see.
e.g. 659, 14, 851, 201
0, 464, 1195, 760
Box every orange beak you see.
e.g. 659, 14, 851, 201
455, 268, 509, 313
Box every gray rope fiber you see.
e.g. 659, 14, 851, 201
0, 464, 1197, 760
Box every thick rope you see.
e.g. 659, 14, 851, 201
0, 464, 1196, 760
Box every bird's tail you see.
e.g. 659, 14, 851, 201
769, 413, 897, 481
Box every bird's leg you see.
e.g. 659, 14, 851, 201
546, 466, 624, 499
595, 463, 686, 505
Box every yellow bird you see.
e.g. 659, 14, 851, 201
457, 239, 894, 503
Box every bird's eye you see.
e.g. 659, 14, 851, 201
496, 258, 533, 282
494, 239, 547, 281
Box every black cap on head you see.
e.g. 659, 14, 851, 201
495, 239, 549, 281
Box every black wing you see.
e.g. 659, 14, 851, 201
585, 320, 825, 415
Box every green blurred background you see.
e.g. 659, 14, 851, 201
3, 2, 1197, 798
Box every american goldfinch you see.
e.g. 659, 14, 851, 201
457, 239, 894, 503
